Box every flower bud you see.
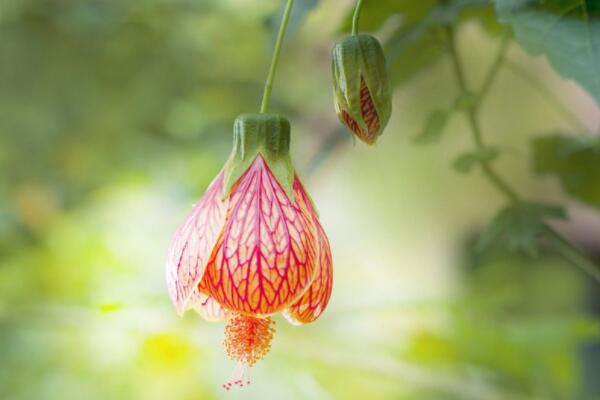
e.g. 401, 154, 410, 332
332, 34, 392, 144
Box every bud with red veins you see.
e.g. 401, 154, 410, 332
332, 34, 392, 145
166, 114, 333, 389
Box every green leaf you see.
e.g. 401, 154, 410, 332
384, 24, 446, 86
414, 110, 449, 145
477, 202, 567, 257
532, 134, 600, 209
452, 147, 500, 173
494, 0, 600, 105
382, 0, 500, 86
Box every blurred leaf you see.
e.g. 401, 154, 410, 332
476, 202, 566, 256
338, 0, 438, 33
452, 147, 500, 173
267, 0, 319, 43
459, 2, 507, 35
402, 302, 600, 398
452, 91, 478, 111
384, 24, 445, 86
414, 110, 449, 145
413, 92, 479, 145
532, 134, 600, 209
383, 0, 498, 86
494, 0, 600, 105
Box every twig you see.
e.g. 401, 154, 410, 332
445, 27, 520, 202
444, 26, 600, 282
546, 227, 600, 282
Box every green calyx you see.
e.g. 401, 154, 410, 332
223, 113, 296, 201
332, 34, 392, 142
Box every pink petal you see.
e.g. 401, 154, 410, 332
188, 291, 229, 321
166, 172, 227, 316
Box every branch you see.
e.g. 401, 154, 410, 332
445, 27, 520, 202
444, 25, 600, 283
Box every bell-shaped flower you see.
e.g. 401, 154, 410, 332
166, 113, 332, 389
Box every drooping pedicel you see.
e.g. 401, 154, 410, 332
332, 34, 392, 144
166, 114, 333, 389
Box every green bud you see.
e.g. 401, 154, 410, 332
332, 34, 392, 145
223, 113, 295, 200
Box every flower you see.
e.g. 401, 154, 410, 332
332, 34, 392, 144
166, 113, 333, 389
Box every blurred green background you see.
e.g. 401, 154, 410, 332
1, 0, 600, 399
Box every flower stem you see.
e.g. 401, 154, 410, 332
260, 0, 295, 114
352, 0, 365, 36
444, 25, 600, 283
546, 227, 600, 282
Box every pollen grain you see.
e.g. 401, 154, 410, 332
223, 315, 276, 367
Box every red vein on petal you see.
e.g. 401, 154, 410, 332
200, 156, 317, 315
359, 77, 381, 144
341, 110, 364, 138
